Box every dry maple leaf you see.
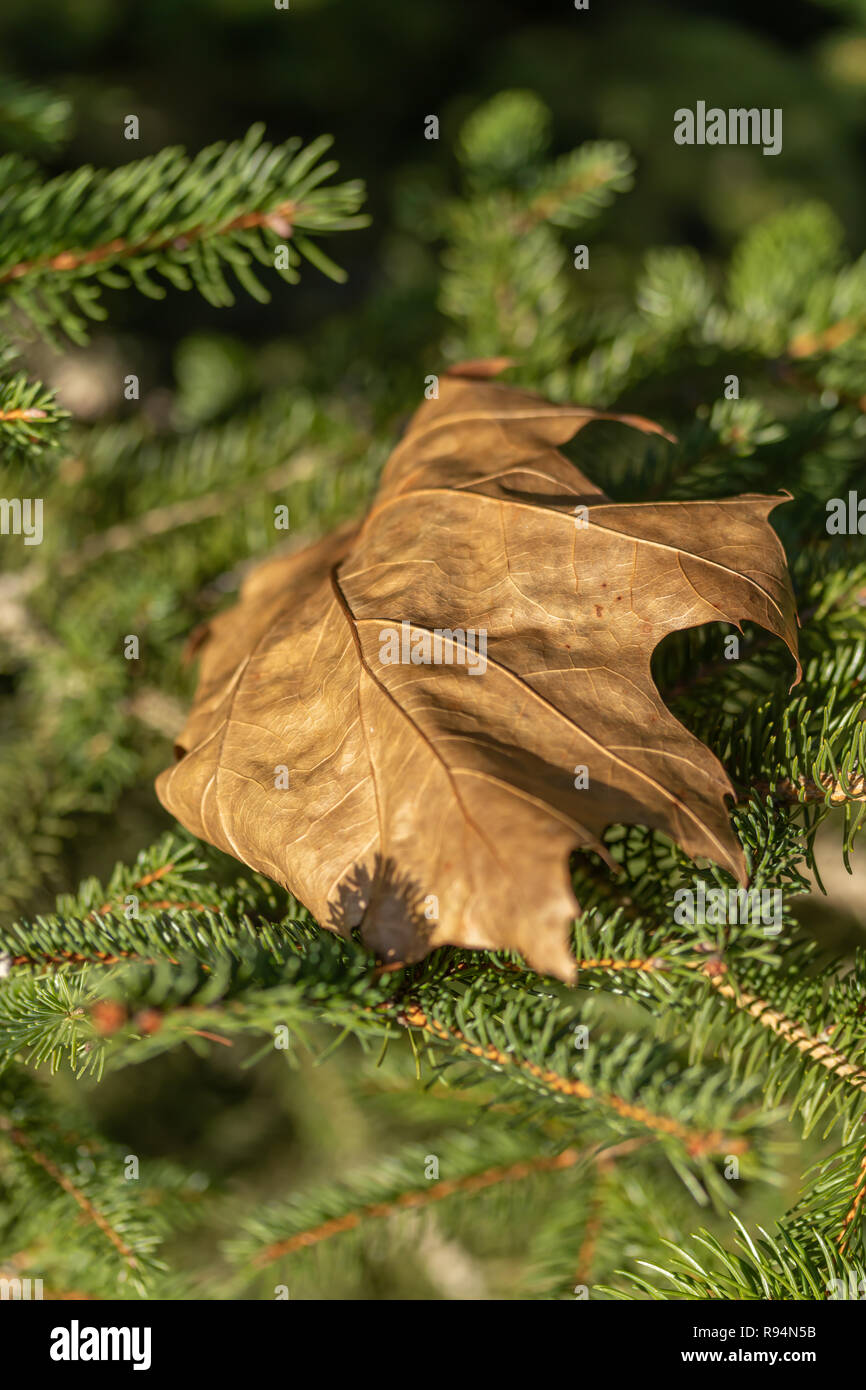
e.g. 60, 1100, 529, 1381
156, 362, 800, 981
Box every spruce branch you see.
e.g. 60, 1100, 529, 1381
227, 1129, 644, 1285
520, 1144, 681, 1299
0, 836, 767, 1187
575, 947, 866, 1110
441, 97, 633, 368
518, 142, 634, 230
0, 1073, 187, 1297
0, 1115, 142, 1274
0, 125, 368, 342
0, 367, 68, 464
602, 1215, 866, 1301
393, 1000, 755, 1163
705, 972, 866, 1097
248, 1143, 587, 1268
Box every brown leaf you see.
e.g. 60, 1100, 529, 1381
156, 367, 800, 981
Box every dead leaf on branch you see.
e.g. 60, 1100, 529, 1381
156, 362, 800, 981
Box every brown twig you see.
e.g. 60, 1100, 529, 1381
0, 201, 298, 285
182, 1028, 233, 1047
838, 1145, 866, 1250
704, 972, 866, 1095
574, 1156, 618, 1286
251, 1138, 642, 1269
575, 955, 669, 973
749, 772, 866, 806
5, 863, 212, 973
95, 861, 174, 911
0, 407, 48, 421
6, 947, 176, 970
397, 1004, 742, 1158
0, 1117, 140, 1271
